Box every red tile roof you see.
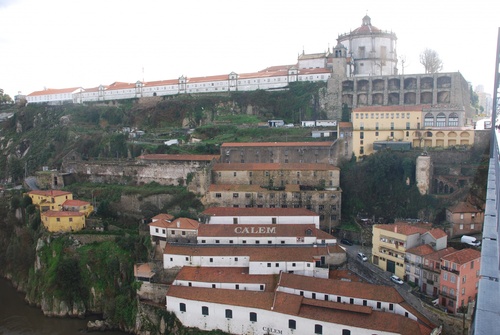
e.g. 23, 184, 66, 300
166, 217, 199, 230
174, 266, 276, 291
353, 105, 431, 112
152, 213, 175, 221
375, 223, 433, 236
197, 224, 332, 239
208, 184, 301, 192
213, 163, 339, 171
41, 210, 84, 218
406, 244, 436, 256
426, 228, 448, 239
278, 272, 403, 303
221, 142, 334, 147
62, 199, 90, 207
448, 202, 481, 213
424, 247, 457, 262
137, 154, 219, 161
27, 87, 81, 96
134, 263, 154, 278
442, 248, 481, 265
167, 286, 432, 335
202, 207, 318, 217
28, 190, 72, 197
164, 244, 339, 262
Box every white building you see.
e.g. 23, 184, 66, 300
149, 215, 199, 247
163, 244, 345, 278
26, 87, 82, 104
166, 281, 437, 335
172, 266, 276, 292
337, 15, 398, 76
197, 224, 335, 245
201, 207, 320, 228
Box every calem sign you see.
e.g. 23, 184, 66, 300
234, 227, 276, 234
262, 327, 282, 334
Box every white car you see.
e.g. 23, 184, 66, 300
357, 252, 368, 262
390, 275, 404, 285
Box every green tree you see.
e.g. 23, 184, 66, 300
0, 89, 13, 104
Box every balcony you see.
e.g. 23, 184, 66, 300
441, 265, 460, 275
439, 290, 457, 301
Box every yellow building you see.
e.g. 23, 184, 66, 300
41, 210, 85, 232
371, 222, 446, 279
352, 105, 474, 159
26, 190, 73, 212
62, 199, 94, 217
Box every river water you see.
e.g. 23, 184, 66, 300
0, 277, 126, 335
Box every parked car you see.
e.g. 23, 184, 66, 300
340, 238, 353, 246
390, 275, 404, 285
357, 252, 368, 262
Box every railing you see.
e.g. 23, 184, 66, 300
472, 28, 500, 335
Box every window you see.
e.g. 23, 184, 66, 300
233, 218, 238, 224
209, 258, 213, 263
389, 303, 394, 311
350, 298, 354, 304
443, 272, 448, 281
233, 172, 237, 177
377, 302, 381, 309
462, 288, 466, 295
324, 295, 329, 301
249, 312, 257, 322
180, 303, 186, 312
235, 284, 239, 290
436, 113, 446, 127
363, 300, 367, 306
233, 193, 239, 198
272, 217, 277, 224
225, 309, 232, 319
315, 324, 323, 334
312, 293, 316, 299
390, 122, 394, 130
424, 113, 434, 127
202, 306, 209, 316
342, 330, 351, 335
288, 319, 296, 330
260, 285, 264, 291
267, 263, 271, 267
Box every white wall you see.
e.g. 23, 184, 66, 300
206, 215, 319, 228
173, 280, 266, 292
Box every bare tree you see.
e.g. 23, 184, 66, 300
419, 48, 443, 74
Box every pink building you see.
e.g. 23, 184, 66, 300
439, 248, 481, 314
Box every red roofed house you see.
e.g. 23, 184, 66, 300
446, 201, 484, 238
26, 87, 81, 104
26, 190, 73, 212
439, 248, 481, 314
421, 247, 457, 297
149, 216, 199, 247
41, 210, 85, 232
61, 199, 94, 217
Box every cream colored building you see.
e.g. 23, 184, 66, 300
372, 222, 447, 280
352, 105, 474, 159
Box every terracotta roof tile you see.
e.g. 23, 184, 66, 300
174, 266, 276, 291
152, 213, 174, 221
41, 210, 84, 218
426, 228, 448, 239
448, 202, 481, 213
213, 163, 339, 171
134, 263, 154, 278
62, 199, 90, 207
353, 105, 431, 112
221, 142, 334, 147
442, 248, 481, 265
424, 247, 457, 262
138, 154, 219, 161
166, 217, 199, 230
406, 244, 435, 256
375, 223, 433, 236
28, 190, 72, 197
164, 244, 339, 262
202, 207, 318, 217
27, 87, 81, 96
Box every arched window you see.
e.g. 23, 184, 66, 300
448, 113, 459, 126
424, 113, 434, 127
249, 312, 257, 322
436, 113, 446, 127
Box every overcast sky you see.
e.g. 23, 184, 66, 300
0, 0, 498, 99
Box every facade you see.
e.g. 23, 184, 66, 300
439, 248, 481, 314
420, 247, 457, 297
26, 87, 81, 104
212, 163, 340, 188
200, 207, 320, 228
61, 199, 94, 217
41, 210, 86, 232
445, 202, 484, 238
197, 224, 335, 245
206, 184, 341, 231
351, 105, 474, 159
220, 142, 337, 165
26, 190, 73, 212
404, 244, 435, 287
372, 223, 447, 279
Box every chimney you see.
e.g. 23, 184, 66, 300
394, 226, 397, 233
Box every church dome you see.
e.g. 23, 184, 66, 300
351, 15, 382, 34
